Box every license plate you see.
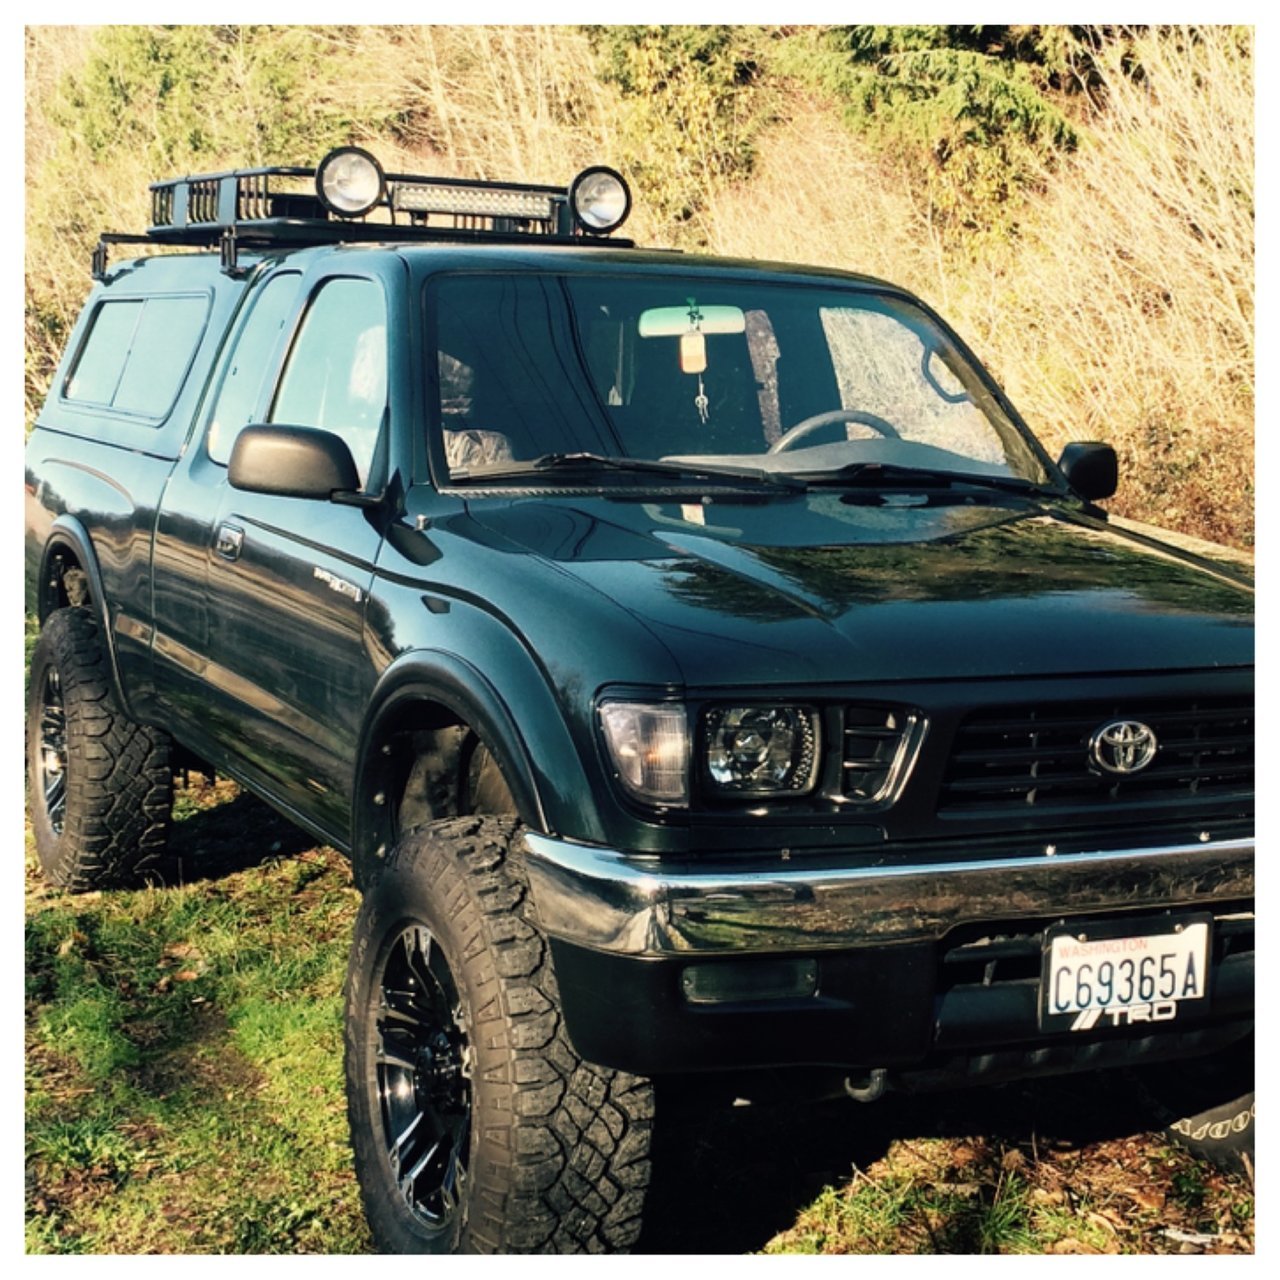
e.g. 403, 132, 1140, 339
1039, 914, 1212, 1033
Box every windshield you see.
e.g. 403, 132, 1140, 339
430, 273, 1051, 486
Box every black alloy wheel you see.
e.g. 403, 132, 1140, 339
375, 923, 473, 1231
37, 667, 68, 836
345, 817, 654, 1254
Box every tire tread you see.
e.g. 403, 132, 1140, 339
27, 608, 172, 891
347, 816, 653, 1253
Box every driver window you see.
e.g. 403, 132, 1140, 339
271, 278, 387, 486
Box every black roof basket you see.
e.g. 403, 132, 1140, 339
92, 155, 634, 278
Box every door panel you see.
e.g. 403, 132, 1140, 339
198, 271, 394, 839
201, 491, 382, 834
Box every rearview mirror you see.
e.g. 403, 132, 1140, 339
228, 424, 361, 500
638, 304, 746, 338
1057, 441, 1118, 501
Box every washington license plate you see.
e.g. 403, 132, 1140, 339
1039, 914, 1211, 1033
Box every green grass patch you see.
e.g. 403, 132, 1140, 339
764, 1152, 1037, 1255
25, 789, 369, 1253
27, 1111, 145, 1182
764, 1134, 1253, 1256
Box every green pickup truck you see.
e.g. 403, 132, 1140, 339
25, 149, 1254, 1253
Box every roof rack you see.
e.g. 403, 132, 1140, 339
92, 151, 635, 278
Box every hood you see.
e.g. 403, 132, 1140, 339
466, 491, 1253, 686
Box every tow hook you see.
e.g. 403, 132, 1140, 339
844, 1068, 888, 1103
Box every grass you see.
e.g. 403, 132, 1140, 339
761, 1134, 1254, 1255
24, 782, 370, 1254
24, 779, 1255, 1255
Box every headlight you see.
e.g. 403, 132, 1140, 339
568, 166, 631, 234
315, 146, 386, 218
703, 706, 821, 798
599, 702, 689, 806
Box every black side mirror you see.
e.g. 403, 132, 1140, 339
1057, 441, 1118, 501
228, 424, 360, 500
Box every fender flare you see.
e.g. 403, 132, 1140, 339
351, 648, 551, 883
38, 515, 130, 710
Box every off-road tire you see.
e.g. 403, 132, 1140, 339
345, 816, 654, 1253
26, 607, 173, 890
1132, 1035, 1254, 1176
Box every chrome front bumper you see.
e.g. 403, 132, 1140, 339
522, 834, 1254, 957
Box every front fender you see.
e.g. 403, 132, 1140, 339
352, 645, 606, 883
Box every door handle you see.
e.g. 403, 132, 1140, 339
214, 523, 244, 561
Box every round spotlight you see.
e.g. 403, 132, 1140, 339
315, 147, 386, 218
569, 166, 631, 235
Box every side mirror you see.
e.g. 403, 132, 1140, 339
228, 424, 360, 500
1057, 441, 1118, 501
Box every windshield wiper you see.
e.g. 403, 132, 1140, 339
793, 461, 1059, 497
452, 452, 805, 490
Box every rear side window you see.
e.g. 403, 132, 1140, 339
63, 295, 208, 420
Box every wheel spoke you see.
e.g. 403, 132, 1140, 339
404, 932, 448, 1017
381, 989, 429, 1026
379, 1018, 423, 1046
375, 922, 472, 1230
45, 773, 66, 820
391, 1110, 423, 1155
441, 1116, 467, 1213
377, 1044, 418, 1072
426, 946, 461, 1012
403, 1137, 441, 1190
439, 1171, 457, 1214
404, 926, 436, 990
38, 669, 69, 836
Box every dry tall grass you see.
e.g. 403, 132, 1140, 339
712, 27, 1254, 547
993, 28, 1254, 547
24, 26, 1253, 548
356, 27, 621, 188
24, 27, 106, 401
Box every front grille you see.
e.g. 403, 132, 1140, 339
842, 705, 920, 803
939, 696, 1253, 815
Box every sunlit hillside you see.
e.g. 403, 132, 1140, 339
24, 25, 1254, 547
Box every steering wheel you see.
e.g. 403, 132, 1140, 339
768, 408, 902, 454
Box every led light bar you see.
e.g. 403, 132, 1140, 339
391, 182, 556, 221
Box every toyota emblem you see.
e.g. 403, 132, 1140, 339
1089, 719, 1159, 775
